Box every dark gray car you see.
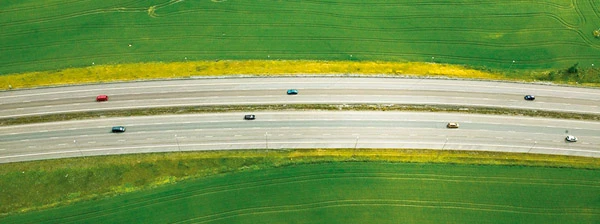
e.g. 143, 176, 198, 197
111, 126, 126, 133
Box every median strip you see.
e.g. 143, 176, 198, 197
1, 104, 598, 126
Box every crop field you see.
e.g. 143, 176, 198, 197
2, 1, 600, 223
1, 0, 600, 75
1, 162, 599, 223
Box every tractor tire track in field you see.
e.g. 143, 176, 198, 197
57, 7, 592, 48
2, 9, 143, 28
297, 0, 572, 9
0, 0, 82, 13
46, 170, 600, 223
569, 0, 600, 49
589, 0, 600, 18
179, 199, 600, 224
161, 8, 579, 27
574, 0, 587, 24
5, 33, 595, 53
1, 0, 177, 27
0, 6, 585, 34
3, 49, 600, 72
197, 0, 573, 10
154, 2, 596, 51
0, 32, 591, 54
1, 0, 599, 73
0, 0, 146, 20
0, 21, 571, 39
1, 6, 147, 28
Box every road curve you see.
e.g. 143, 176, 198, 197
1, 111, 599, 163
1, 77, 600, 119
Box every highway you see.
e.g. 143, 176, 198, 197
1, 111, 599, 163
1, 77, 600, 118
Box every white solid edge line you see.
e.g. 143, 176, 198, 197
1, 141, 598, 160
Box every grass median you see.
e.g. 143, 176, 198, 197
2, 104, 599, 126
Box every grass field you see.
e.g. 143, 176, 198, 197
1, 149, 599, 219
1, 162, 599, 223
1, 0, 599, 76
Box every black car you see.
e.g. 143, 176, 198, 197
111, 126, 126, 133
524, 95, 535, 101
244, 115, 255, 120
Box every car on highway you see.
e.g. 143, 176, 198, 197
565, 135, 577, 142
244, 114, 255, 120
524, 95, 535, 101
96, 95, 109, 101
446, 122, 460, 128
111, 126, 126, 133
287, 89, 299, 95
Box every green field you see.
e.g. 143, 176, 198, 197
2, 1, 600, 222
1, 162, 599, 223
1, 0, 600, 75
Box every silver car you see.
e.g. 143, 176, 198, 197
565, 135, 577, 142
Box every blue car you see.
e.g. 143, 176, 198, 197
287, 89, 299, 95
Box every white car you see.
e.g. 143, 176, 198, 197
565, 135, 577, 142
446, 122, 459, 128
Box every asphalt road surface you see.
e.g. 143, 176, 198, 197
1, 111, 598, 163
2, 77, 600, 118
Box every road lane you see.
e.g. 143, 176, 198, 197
1, 111, 598, 163
2, 77, 600, 118
2, 94, 600, 118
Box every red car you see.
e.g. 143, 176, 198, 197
96, 95, 109, 101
